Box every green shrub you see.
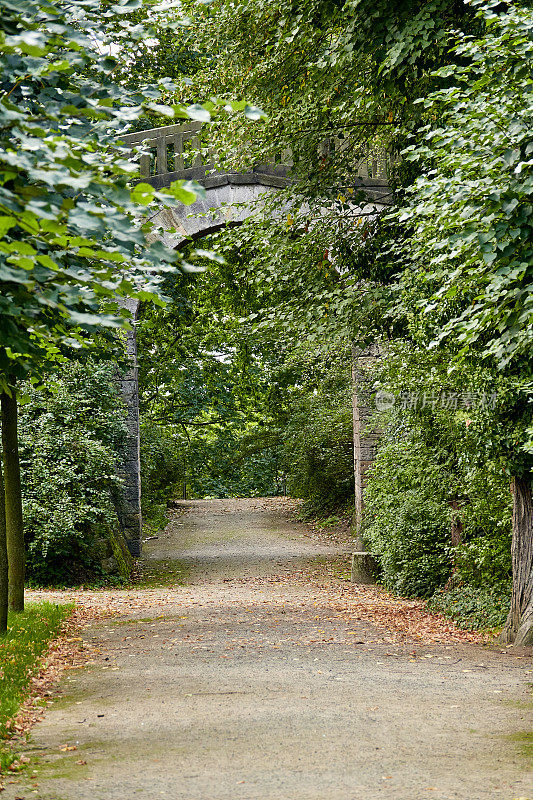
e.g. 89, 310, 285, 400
140, 419, 185, 527
428, 586, 510, 630
453, 467, 512, 593
363, 392, 514, 606
363, 437, 452, 597
283, 391, 354, 514
18, 361, 127, 584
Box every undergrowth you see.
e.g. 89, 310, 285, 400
428, 586, 510, 631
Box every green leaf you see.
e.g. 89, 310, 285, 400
111, 0, 142, 12
130, 183, 156, 205
185, 104, 211, 123
164, 180, 198, 205
244, 105, 268, 121
146, 103, 175, 117
0, 216, 16, 237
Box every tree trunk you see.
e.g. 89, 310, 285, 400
443, 499, 463, 590
351, 347, 363, 548
0, 455, 8, 633
450, 499, 463, 548
351, 344, 381, 548
1, 387, 25, 613
501, 476, 533, 646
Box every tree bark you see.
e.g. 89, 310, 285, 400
450, 499, 463, 548
351, 346, 364, 548
351, 344, 381, 547
0, 455, 8, 633
501, 476, 533, 646
1, 387, 25, 612
443, 499, 463, 590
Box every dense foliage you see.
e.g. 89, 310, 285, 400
0, 0, 210, 389
140, 420, 185, 528
137, 243, 356, 514
394, 2, 533, 368
376, 3, 532, 639
363, 404, 513, 598
281, 348, 354, 513
363, 435, 452, 597
428, 586, 511, 630
192, 0, 480, 191
137, 251, 289, 508
1, 0, 530, 643
138, 0, 529, 639
17, 361, 129, 584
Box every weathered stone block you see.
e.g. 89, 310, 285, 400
351, 551, 377, 584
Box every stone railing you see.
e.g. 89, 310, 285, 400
120, 122, 212, 188
119, 123, 392, 190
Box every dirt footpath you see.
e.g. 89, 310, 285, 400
6, 498, 533, 800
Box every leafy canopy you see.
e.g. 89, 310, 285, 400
0, 0, 258, 387
394, 0, 533, 367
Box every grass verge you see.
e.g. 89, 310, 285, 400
0, 602, 73, 742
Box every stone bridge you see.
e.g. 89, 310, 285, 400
117, 123, 391, 556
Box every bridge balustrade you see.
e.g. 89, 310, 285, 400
119, 123, 392, 189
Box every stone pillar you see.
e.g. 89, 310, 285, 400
350, 551, 377, 584
117, 299, 142, 556
351, 343, 381, 543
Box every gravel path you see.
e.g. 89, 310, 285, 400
6, 498, 532, 800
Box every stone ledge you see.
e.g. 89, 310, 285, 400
203, 174, 230, 189
227, 172, 259, 185
257, 173, 291, 188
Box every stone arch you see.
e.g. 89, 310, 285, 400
118, 170, 390, 556
148, 172, 290, 247
118, 174, 290, 554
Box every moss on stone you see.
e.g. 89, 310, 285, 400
108, 527, 133, 579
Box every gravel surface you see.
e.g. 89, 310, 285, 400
5, 498, 532, 800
